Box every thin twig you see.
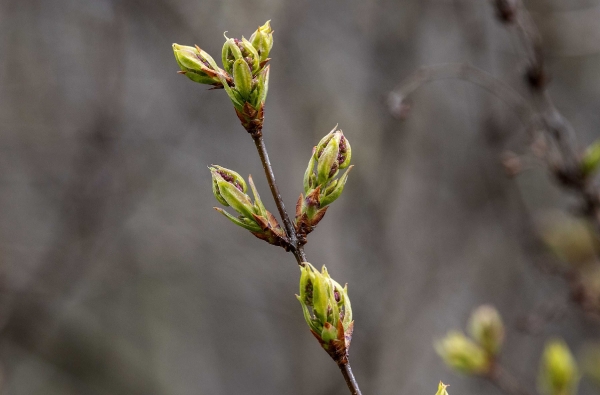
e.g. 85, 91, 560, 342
388, 63, 532, 125
251, 131, 361, 394
492, 0, 600, 316
339, 362, 363, 395
251, 133, 307, 265
487, 362, 537, 395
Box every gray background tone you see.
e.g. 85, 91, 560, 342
1, 0, 599, 394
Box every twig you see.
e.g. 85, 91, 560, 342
250, 130, 363, 394
251, 133, 307, 265
491, 0, 600, 316
388, 63, 532, 125
339, 362, 363, 395
487, 362, 537, 395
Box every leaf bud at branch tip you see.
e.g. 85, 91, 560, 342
297, 263, 353, 364
468, 305, 505, 356
538, 339, 579, 395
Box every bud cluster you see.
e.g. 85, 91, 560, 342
295, 126, 353, 242
435, 305, 505, 375
210, 165, 288, 248
297, 263, 353, 364
173, 21, 274, 134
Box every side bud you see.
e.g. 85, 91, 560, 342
468, 305, 505, 356
210, 166, 288, 248
295, 126, 353, 241
250, 20, 274, 62
435, 331, 490, 375
173, 44, 228, 87
538, 339, 579, 395
296, 263, 353, 364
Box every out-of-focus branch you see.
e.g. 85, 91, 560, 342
491, 0, 600, 317
487, 362, 537, 395
388, 63, 532, 124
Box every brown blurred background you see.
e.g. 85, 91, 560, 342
1, 0, 599, 394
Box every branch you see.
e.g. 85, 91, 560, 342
250, 132, 307, 265
492, 0, 600, 316
339, 362, 363, 395
387, 63, 532, 125
487, 362, 537, 395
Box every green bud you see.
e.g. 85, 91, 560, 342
173, 44, 224, 86
435, 382, 450, 395
248, 175, 267, 218
435, 331, 490, 375
581, 139, 600, 177
303, 150, 317, 194
468, 305, 504, 356
538, 339, 579, 395
212, 171, 255, 220
317, 132, 341, 185
255, 64, 270, 106
314, 125, 337, 160
233, 58, 253, 101
296, 263, 353, 363
321, 165, 353, 207
338, 132, 352, 169
240, 37, 260, 73
210, 165, 247, 206
222, 38, 243, 75
250, 20, 274, 62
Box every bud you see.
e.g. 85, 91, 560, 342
317, 132, 341, 185
173, 44, 227, 87
295, 126, 353, 240
538, 339, 579, 395
435, 331, 490, 375
581, 139, 600, 177
297, 263, 353, 364
250, 20, 273, 62
468, 305, 505, 356
210, 166, 288, 248
233, 58, 253, 101
221, 38, 243, 75
435, 382, 450, 395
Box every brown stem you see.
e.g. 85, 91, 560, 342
251, 131, 363, 395
487, 362, 536, 395
339, 362, 363, 395
388, 63, 532, 125
251, 132, 307, 265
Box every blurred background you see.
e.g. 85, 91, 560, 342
1, 0, 600, 394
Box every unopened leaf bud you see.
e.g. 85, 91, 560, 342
317, 132, 341, 185
296, 263, 353, 364
210, 165, 247, 206
250, 20, 273, 62
468, 305, 505, 356
435, 382, 450, 395
435, 331, 490, 375
173, 44, 225, 86
233, 58, 253, 101
210, 167, 254, 219
538, 339, 579, 395
222, 38, 243, 75
581, 140, 600, 177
